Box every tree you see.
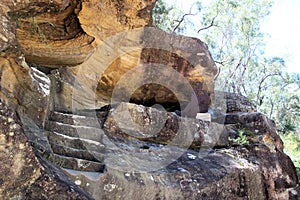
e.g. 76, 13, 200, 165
197, 0, 273, 94
153, 0, 300, 137
153, 0, 202, 34
152, 0, 185, 33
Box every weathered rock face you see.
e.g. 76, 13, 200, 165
0, 53, 50, 128
28, 100, 297, 199
50, 102, 298, 200
50, 27, 218, 113
0, 100, 93, 199
7, 0, 155, 69
8, 0, 215, 112
0, 53, 53, 161
223, 92, 257, 113
96, 149, 291, 200
1, 0, 73, 52
0, 100, 41, 198
0, 6, 16, 52
103, 102, 207, 150
3, 0, 218, 113
14, 0, 96, 67
78, 0, 156, 43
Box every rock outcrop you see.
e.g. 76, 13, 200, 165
39, 102, 299, 199
0, 100, 93, 199
224, 92, 257, 113
3, 0, 218, 113
50, 27, 217, 113
0, 0, 299, 199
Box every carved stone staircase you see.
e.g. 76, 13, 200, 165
44, 110, 107, 172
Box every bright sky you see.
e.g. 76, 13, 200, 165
261, 0, 300, 74
166, 0, 300, 74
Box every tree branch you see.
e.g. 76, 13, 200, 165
214, 60, 225, 66
214, 65, 221, 80
197, 16, 217, 33
256, 72, 280, 104
173, 5, 199, 33
197, 4, 219, 33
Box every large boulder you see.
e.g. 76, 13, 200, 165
7, 0, 217, 113
50, 27, 218, 113
103, 102, 208, 150
3, 0, 218, 114
61, 102, 299, 200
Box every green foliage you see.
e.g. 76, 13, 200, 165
280, 132, 300, 183
228, 129, 250, 145
152, 0, 184, 33
258, 71, 300, 135
153, 0, 300, 138
153, 0, 300, 183
198, 0, 273, 94
153, 0, 201, 33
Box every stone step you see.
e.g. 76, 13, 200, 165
45, 121, 104, 142
73, 107, 110, 119
47, 131, 106, 153
50, 143, 105, 162
62, 168, 104, 197
47, 154, 105, 172
49, 111, 102, 128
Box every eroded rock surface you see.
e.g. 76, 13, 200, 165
15, 3, 96, 67
0, 100, 93, 199
96, 104, 299, 199
78, 0, 156, 43
50, 27, 218, 113
224, 92, 257, 113
9, 0, 216, 113
39, 102, 299, 199
3, 0, 218, 113
0, 53, 50, 128
0, 6, 16, 52
103, 102, 207, 150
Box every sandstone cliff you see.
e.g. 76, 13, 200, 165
0, 0, 299, 199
